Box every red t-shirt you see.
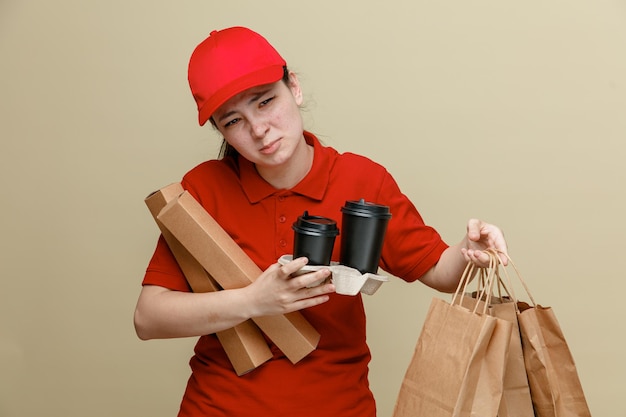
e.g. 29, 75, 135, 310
143, 132, 448, 417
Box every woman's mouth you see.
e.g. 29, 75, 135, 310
260, 138, 281, 155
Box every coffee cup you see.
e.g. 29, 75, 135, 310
292, 211, 339, 266
339, 199, 391, 274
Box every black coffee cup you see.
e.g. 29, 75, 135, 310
292, 211, 339, 266
340, 199, 392, 274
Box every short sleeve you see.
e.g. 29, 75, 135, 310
142, 235, 192, 292
377, 173, 449, 281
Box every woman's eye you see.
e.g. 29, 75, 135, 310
260, 96, 275, 107
224, 118, 240, 128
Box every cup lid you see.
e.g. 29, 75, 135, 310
292, 211, 340, 236
341, 199, 392, 219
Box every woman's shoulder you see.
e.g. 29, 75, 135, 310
179, 157, 241, 201
182, 156, 239, 183
335, 150, 389, 174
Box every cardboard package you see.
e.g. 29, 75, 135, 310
154, 187, 320, 364
145, 183, 272, 375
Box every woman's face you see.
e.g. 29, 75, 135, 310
212, 73, 305, 170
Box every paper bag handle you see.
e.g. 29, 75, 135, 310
451, 251, 500, 315
484, 248, 537, 308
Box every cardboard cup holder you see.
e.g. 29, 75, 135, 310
278, 255, 388, 296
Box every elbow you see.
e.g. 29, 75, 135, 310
134, 285, 168, 340
439, 286, 459, 294
133, 308, 154, 341
437, 280, 462, 294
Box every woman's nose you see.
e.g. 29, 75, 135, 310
249, 116, 269, 139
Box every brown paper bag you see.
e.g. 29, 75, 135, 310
517, 302, 592, 417
495, 251, 592, 417
458, 303, 512, 417
393, 262, 507, 417
458, 262, 514, 417
489, 299, 535, 417
392, 298, 497, 417
464, 262, 535, 417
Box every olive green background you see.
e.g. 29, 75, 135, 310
1, 1, 624, 416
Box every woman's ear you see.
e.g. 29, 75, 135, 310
287, 71, 303, 106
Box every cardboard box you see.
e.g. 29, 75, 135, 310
157, 190, 320, 364
145, 183, 272, 375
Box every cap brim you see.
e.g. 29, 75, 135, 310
198, 65, 285, 126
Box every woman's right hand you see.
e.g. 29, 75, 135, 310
242, 257, 335, 317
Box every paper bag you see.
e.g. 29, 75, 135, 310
393, 262, 508, 417
392, 297, 497, 417
458, 263, 513, 417
465, 265, 535, 417
517, 302, 592, 417
489, 299, 535, 417
495, 250, 592, 417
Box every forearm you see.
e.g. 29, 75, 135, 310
420, 237, 471, 293
133, 285, 253, 340
134, 260, 334, 340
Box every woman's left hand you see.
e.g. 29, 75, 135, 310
461, 218, 508, 267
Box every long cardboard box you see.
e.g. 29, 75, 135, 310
145, 183, 272, 375
157, 190, 320, 364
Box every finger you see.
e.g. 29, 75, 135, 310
495, 246, 509, 266
279, 256, 309, 276
466, 218, 483, 242
461, 247, 471, 262
485, 227, 509, 266
297, 281, 335, 301
290, 292, 332, 311
291, 268, 332, 289
472, 249, 488, 265
464, 248, 491, 267
494, 234, 508, 254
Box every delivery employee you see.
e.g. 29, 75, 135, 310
134, 26, 509, 417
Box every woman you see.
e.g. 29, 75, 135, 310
134, 26, 508, 417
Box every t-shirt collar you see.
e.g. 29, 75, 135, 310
239, 131, 332, 203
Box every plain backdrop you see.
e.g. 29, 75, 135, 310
1, 1, 625, 416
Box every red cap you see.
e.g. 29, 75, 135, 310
188, 27, 287, 126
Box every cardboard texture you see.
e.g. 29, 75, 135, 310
277, 255, 388, 295
156, 189, 320, 364
145, 183, 272, 375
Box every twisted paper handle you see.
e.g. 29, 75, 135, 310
451, 250, 500, 315
451, 248, 536, 314
487, 248, 537, 307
